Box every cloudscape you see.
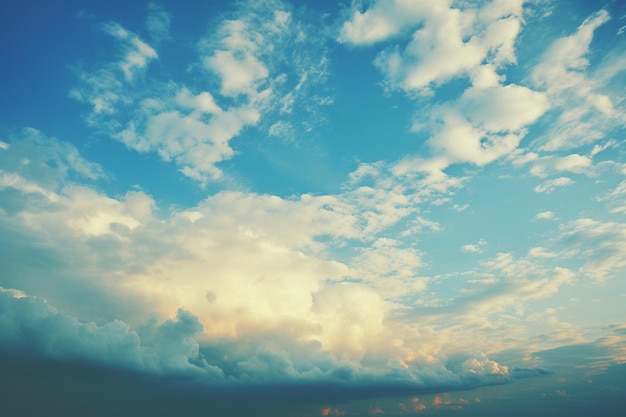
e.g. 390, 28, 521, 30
1, 0, 626, 416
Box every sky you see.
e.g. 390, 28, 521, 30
1, 0, 626, 416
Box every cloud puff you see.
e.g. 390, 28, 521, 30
409, 83, 549, 168
338, 0, 438, 45
0, 128, 535, 394
342, 2, 549, 173
462, 239, 486, 254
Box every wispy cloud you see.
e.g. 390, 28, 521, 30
70, 0, 332, 185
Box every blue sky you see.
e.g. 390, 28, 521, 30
1, 0, 626, 416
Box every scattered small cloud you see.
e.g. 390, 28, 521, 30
534, 177, 574, 193
535, 211, 555, 220
462, 239, 487, 253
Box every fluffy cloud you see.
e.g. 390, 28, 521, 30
340, 1, 550, 173
341, 0, 527, 92
462, 239, 486, 254
1, 127, 542, 392
71, 0, 332, 185
338, 0, 441, 45
411, 82, 549, 168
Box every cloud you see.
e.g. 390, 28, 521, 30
555, 218, 626, 280
337, 0, 436, 45
71, 0, 332, 185
337, 1, 563, 191
528, 247, 558, 259
526, 154, 594, 178
462, 239, 486, 254
531, 10, 611, 93
535, 211, 555, 220
202, 19, 271, 98
0, 128, 534, 394
0, 128, 104, 187
344, 0, 527, 92
534, 177, 574, 193
420, 83, 549, 167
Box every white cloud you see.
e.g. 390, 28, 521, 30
531, 10, 610, 92
71, 1, 332, 186
351, 238, 425, 300
528, 246, 558, 258
529, 10, 626, 152
203, 20, 271, 97
535, 211, 555, 220
534, 177, 574, 193
461, 239, 486, 254
345, 2, 551, 174
338, 0, 439, 45
457, 84, 549, 133
268, 120, 296, 141
424, 83, 549, 166
146, 2, 171, 43
555, 218, 626, 280
351, 0, 527, 92
460, 353, 509, 376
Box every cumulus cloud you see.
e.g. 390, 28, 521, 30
0, 127, 541, 394
531, 10, 611, 93
462, 239, 486, 254
529, 9, 626, 152
101, 22, 158, 81
0, 128, 104, 187
406, 82, 549, 169
146, 2, 171, 43
71, 0, 332, 185
338, 0, 437, 45
342, 1, 550, 173
343, 0, 527, 92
